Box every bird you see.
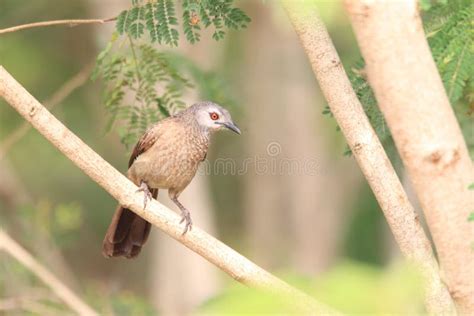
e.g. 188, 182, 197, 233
102, 101, 241, 259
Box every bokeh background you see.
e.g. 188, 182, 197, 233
1, 1, 427, 314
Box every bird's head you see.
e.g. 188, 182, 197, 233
190, 101, 241, 135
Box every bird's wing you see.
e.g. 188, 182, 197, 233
128, 124, 160, 167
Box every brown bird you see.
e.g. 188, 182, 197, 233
102, 101, 240, 258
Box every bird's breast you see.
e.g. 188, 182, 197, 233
129, 129, 209, 191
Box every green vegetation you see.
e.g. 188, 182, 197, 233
93, 0, 250, 147
200, 261, 424, 314
325, 0, 474, 157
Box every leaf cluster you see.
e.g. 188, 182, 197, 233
330, 0, 473, 157
115, 0, 251, 46
92, 37, 239, 147
92, 37, 191, 147
425, 1, 474, 105
94, 0, 248, 148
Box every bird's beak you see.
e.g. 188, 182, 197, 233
222, 122, 241, 134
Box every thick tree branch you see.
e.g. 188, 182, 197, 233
345, 0, 474, 313
0, 230, 98, 316
0, 63, 94, 160
282, 1, 456, 314
0, 17, 116, 35
0, 66, 337, 315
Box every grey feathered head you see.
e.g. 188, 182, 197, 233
186, 101, 241, 134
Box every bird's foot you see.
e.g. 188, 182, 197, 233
136, 181, 153, 209
179, 209, 193, 235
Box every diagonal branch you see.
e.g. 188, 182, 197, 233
0, 63, 94, 160
344, 0, 474, 312
0, 230, 98, 316
0, 66, 338, 315
0, 17, 117, 35
281, 0, 456, 314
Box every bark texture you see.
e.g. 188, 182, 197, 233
0, 66, 336, 315
282, 0, 456, 314
345, 1, 474, 312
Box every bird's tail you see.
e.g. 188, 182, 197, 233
102, 189, 157, 258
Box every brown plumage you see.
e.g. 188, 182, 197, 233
103, 101, 240, 258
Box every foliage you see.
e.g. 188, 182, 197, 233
425, 0, 474, 106
326, 0, 473, 157
199, 261, 424, 314
92, 36, 239, 147
94, 0, 249, 148
115, 0, 250, 46
84, 285, 156, 315
431, 0, 474, 157
92, 35, 191, 147
17, 201, 83, 247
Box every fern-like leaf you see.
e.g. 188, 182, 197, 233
145, 2, 161, 43
157, 0, 179, 46
128, 6, 145, 39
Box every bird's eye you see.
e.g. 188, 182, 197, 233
210, 112, 219, 120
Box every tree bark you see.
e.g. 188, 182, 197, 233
0, 66, 336, 315
282, 0, 456, 314
345, 1, 474, 312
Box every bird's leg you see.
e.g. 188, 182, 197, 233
136, 180, 153, 209
171, 196, 193, 235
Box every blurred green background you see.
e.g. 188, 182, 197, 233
0, 1, 430, 315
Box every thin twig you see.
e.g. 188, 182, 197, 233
0, 230, 98, 316
0, 63, 94, 160
0, 17, 117, 35
0, 66, 339, 315
282, 0, 456, 314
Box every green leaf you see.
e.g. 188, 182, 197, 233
468, 212, 474, 222
145, 2, 162, 43
116, 10, 129, 34
156, 0, 179, 46
128, 6, 145, 39
100, 0, 250, 145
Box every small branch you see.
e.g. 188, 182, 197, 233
0, 66, 338, 315
0, 63, 94, 160
0, 17, 117, 35
0, 230, 98, 316
281, 1, 456, 314
345, 0, 474, 312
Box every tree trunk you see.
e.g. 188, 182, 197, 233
282, 0, 456, 313
345, 1, 474, 312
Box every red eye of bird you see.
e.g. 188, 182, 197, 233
210, 112, 219, 120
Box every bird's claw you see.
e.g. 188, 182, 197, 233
179, 210, 193, 235
136, 181, 153, 209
